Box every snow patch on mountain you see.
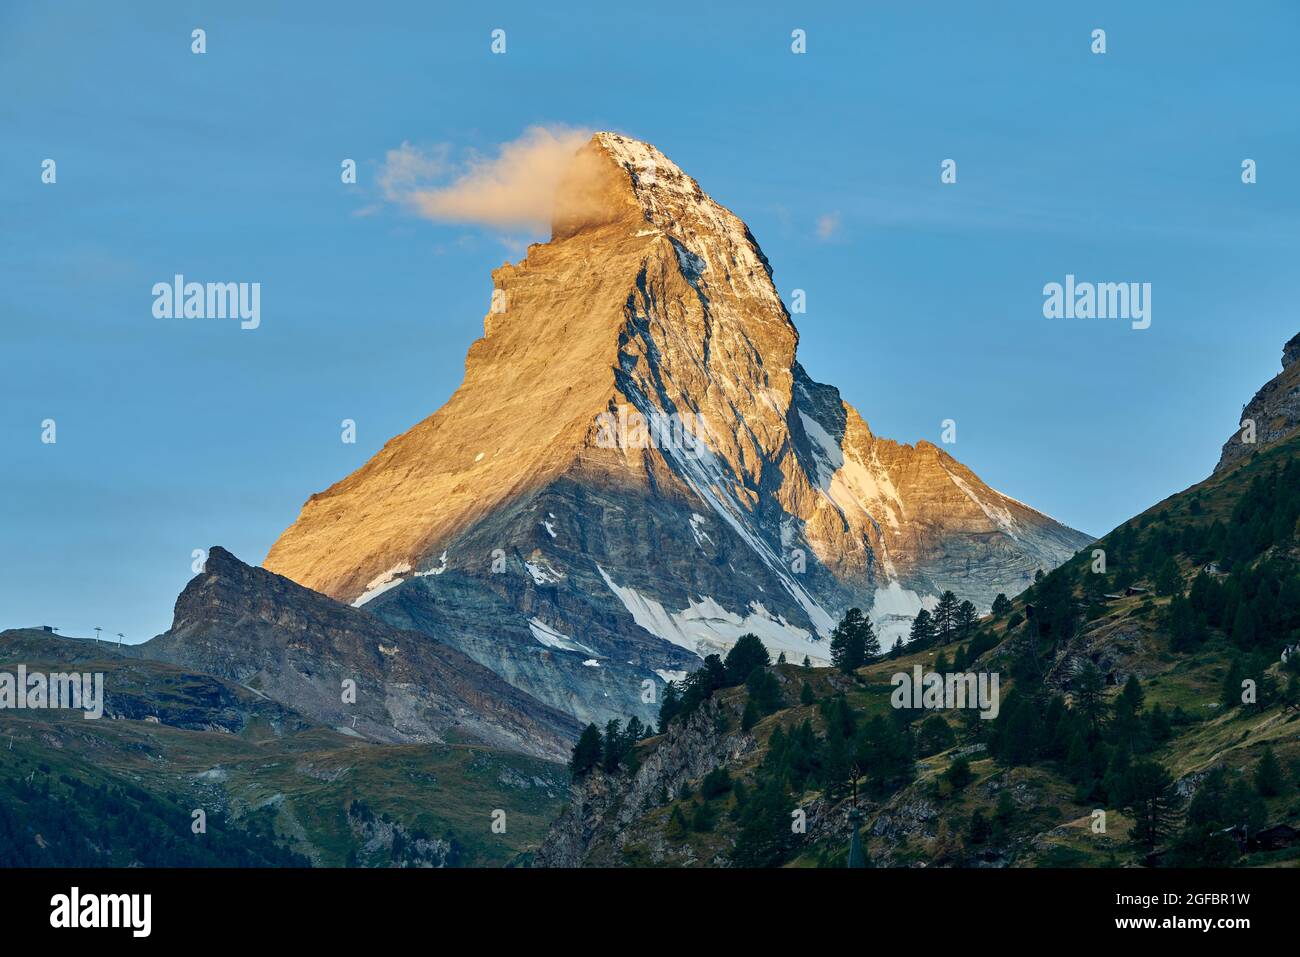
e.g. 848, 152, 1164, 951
524, 556, 563, 585
352, 563, 412, 606
870, 581, 938, 648
596, 565, 831, 665
688, 513, 713, 547
414, 551, 448, 577
528, 618, 597, 656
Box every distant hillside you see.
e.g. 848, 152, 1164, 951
0, 628, 568, 867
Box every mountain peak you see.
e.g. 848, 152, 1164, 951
553, 134, 783, 314
264, 134, 1091, 727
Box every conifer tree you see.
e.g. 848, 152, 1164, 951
724, 633, 770, 685
570, 724, 603, 778
1125, 761, 1179, 857
933, 591, 959, 642
800, 681, 814, 706
1255, 746, 1285, 797
957, 600, 977, 638
908, 609, 935, 646
1073, 661, 1106, 730
830, 608, 876, 673
1155, 557, 1183, 597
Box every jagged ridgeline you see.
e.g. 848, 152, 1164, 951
264, 132, 1090, 729
538, 335, 1300, 867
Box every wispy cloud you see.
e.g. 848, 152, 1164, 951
379, 126, 592, 231
815, 213, 841, 241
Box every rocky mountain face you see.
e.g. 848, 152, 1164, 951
1216, 332, 1300, 473
139, 546, 580, 761
535, 694, 760, 868
264, 132, 1091, 728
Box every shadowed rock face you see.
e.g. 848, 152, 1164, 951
1216, 332, 1300, 474
263, 132, 1092, 727
139, 547, 581, 761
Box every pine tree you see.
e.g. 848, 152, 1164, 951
602, 719, 625, 772
1255, 746, 1285, 797
943, 754, 973, 790
933, 591, 959, 643
658, 681, 682, 731
1229, 778, 1268, 837
908, 609, 935, 646
732, 778, 792, 868
666, 805, 688, 840
991, 593, 1012, 617
1125, 761, 1179, 857
1065, 732, 1093, 785
1147, 702, 1173, 743
1073, 661, 1106, 730
957, 600, 977, 638
570, 724, 603, 778
691, 802, 716, 833
830, 608, 876, 674
1231, 602, 1258, 649
822, 732, 851, 801
1111, 675, 1145, 748
723, 633, 771, 685
799, 681, 814, 706
1220, 659, 1245, 709
1154, 557, 1184, 597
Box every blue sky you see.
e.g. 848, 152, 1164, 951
2, 1, 1297, 643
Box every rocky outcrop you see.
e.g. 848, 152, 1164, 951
1216, 332, 1300, 473
139, 546, 581, 761
264, 132, 1092, 727
535, 696, 757, 867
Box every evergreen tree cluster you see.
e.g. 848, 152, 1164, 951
569, 716, 652, 779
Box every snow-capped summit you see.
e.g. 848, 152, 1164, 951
264, 133, 1092, 727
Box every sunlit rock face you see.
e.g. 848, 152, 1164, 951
1216, 332, 1300, 475
264, 133, 1092, 727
